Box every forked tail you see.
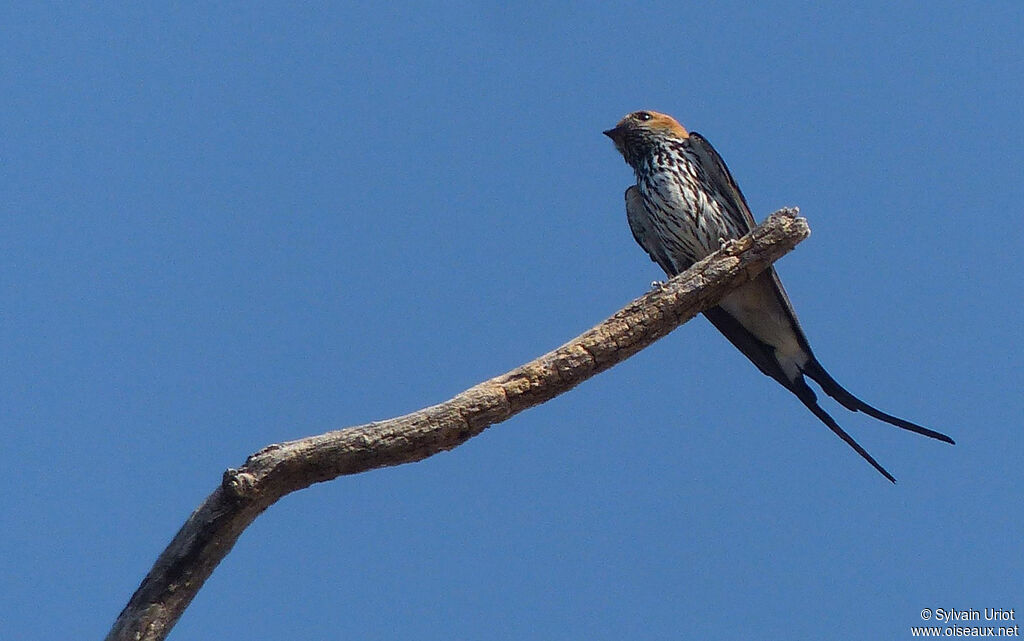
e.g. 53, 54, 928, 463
800, 358, 955, 445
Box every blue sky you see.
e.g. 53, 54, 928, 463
3, 2, 1022, 639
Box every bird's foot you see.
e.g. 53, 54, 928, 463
650, 280, 667, 291
718, 237, 742, 253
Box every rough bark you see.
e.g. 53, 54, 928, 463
106, 209, 809, 641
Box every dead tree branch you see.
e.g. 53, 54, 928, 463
106, 208, 809, 641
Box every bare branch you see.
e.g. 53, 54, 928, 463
106, 209, 809, 641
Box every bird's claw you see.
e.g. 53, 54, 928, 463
719, 237, 741, 253
650, 280, 667, 290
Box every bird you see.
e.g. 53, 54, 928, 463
604, 110, 954, 482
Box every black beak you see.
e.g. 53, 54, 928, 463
603, 127, 623, 142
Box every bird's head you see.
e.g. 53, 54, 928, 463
604, 110, 689, 168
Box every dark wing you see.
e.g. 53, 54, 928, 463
688, 132, 952, 476
625, 186, 677, 276
686, 132, 814, 355
688, 133, 897, 480
689, 132, 953, 445
685, 132, 757, 232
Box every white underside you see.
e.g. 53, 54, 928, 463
719, 278, 809, 380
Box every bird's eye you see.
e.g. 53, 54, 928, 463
636, 111, 653, 121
